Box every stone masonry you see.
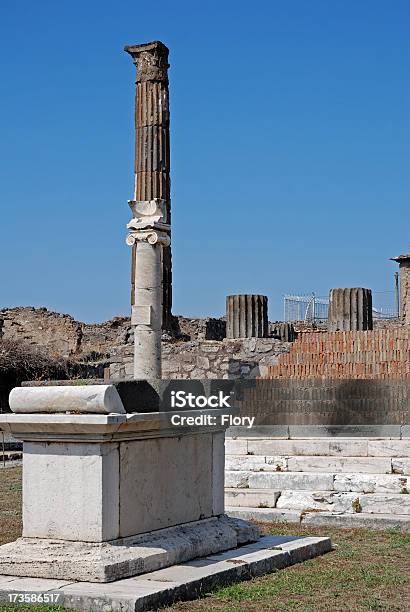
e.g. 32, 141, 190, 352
225, 429, 410, 532
391, 254, 410, 325
109, 337, 291, 380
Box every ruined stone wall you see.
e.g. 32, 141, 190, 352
0, 308, 226, 359
0, 307, 131, 360
0, 308, 83, 357
400, 260, 410, 325
109, 338, 291, 380
170, 316, 226, 341
1, 307, 407, 383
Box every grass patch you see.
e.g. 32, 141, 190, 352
161, 523, 410, 611
0, 466, 22, 546
0, 607, 74, 612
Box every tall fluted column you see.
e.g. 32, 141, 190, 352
125, 41, 172, 331
328, 287, 373, 331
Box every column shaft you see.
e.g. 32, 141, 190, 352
328, 288, 373, 331
133, 241, 162, 378
126, 42, 172, 331
226, 295, 268, 338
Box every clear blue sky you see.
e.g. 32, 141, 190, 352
1, 0, 409, 322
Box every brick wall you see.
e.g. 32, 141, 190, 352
266, 329, 410, 380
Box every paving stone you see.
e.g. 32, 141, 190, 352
334, 473, 408, 493
248, 472, 335, 491
359, 493, 410, 515
392, 458, 410, 475
276, 490, 358, 513
0, 535, 331, 612
277, 536, 333, 565
0, 577, 17, 586
3, 577, 74, 591
225, 488, 280, 508
287, 456, 391, 474
302, 512, 410, 532
368, 440, 410, 457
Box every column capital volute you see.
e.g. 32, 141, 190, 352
124, 40, 169, 82
126, 229, 170, 247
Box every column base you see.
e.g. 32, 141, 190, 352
0, 516, 259, 583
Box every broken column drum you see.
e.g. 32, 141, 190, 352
226, 295, 268, 338
125, 41, 172, 331
328, 287, 373, 332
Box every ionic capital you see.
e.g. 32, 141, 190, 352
126, 229, 170, 248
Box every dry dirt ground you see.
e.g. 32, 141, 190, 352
0, 465, 409, 612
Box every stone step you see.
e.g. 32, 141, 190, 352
334, 473, 408, 494
225, 488, 280, 508
358, 493, 410, 515
368, 440, 410, 457
242, 438, 410, 458
286, 456, 391, 474
225, 439, 248, 455
226, 471, 335, 491
276, 490, 360, 513
226, 507, 410, 532
226, 506, 301, 524
225, 470, 410, 494
301, 511, 410, 532
226, 455, 401, 475
248, 439, 369, 457
226, 455, 286, 472
392, 458, 410, 475
274, 491, 410, 515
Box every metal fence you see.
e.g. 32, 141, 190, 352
284, 291, 398, 323
283, 294, 329, 323
372, 291, 398, 320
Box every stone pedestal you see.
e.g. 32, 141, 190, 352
391, 254, 410, 324
0, 385, 258, 582
328, 287, 373, 331
226, 295, 268, 339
